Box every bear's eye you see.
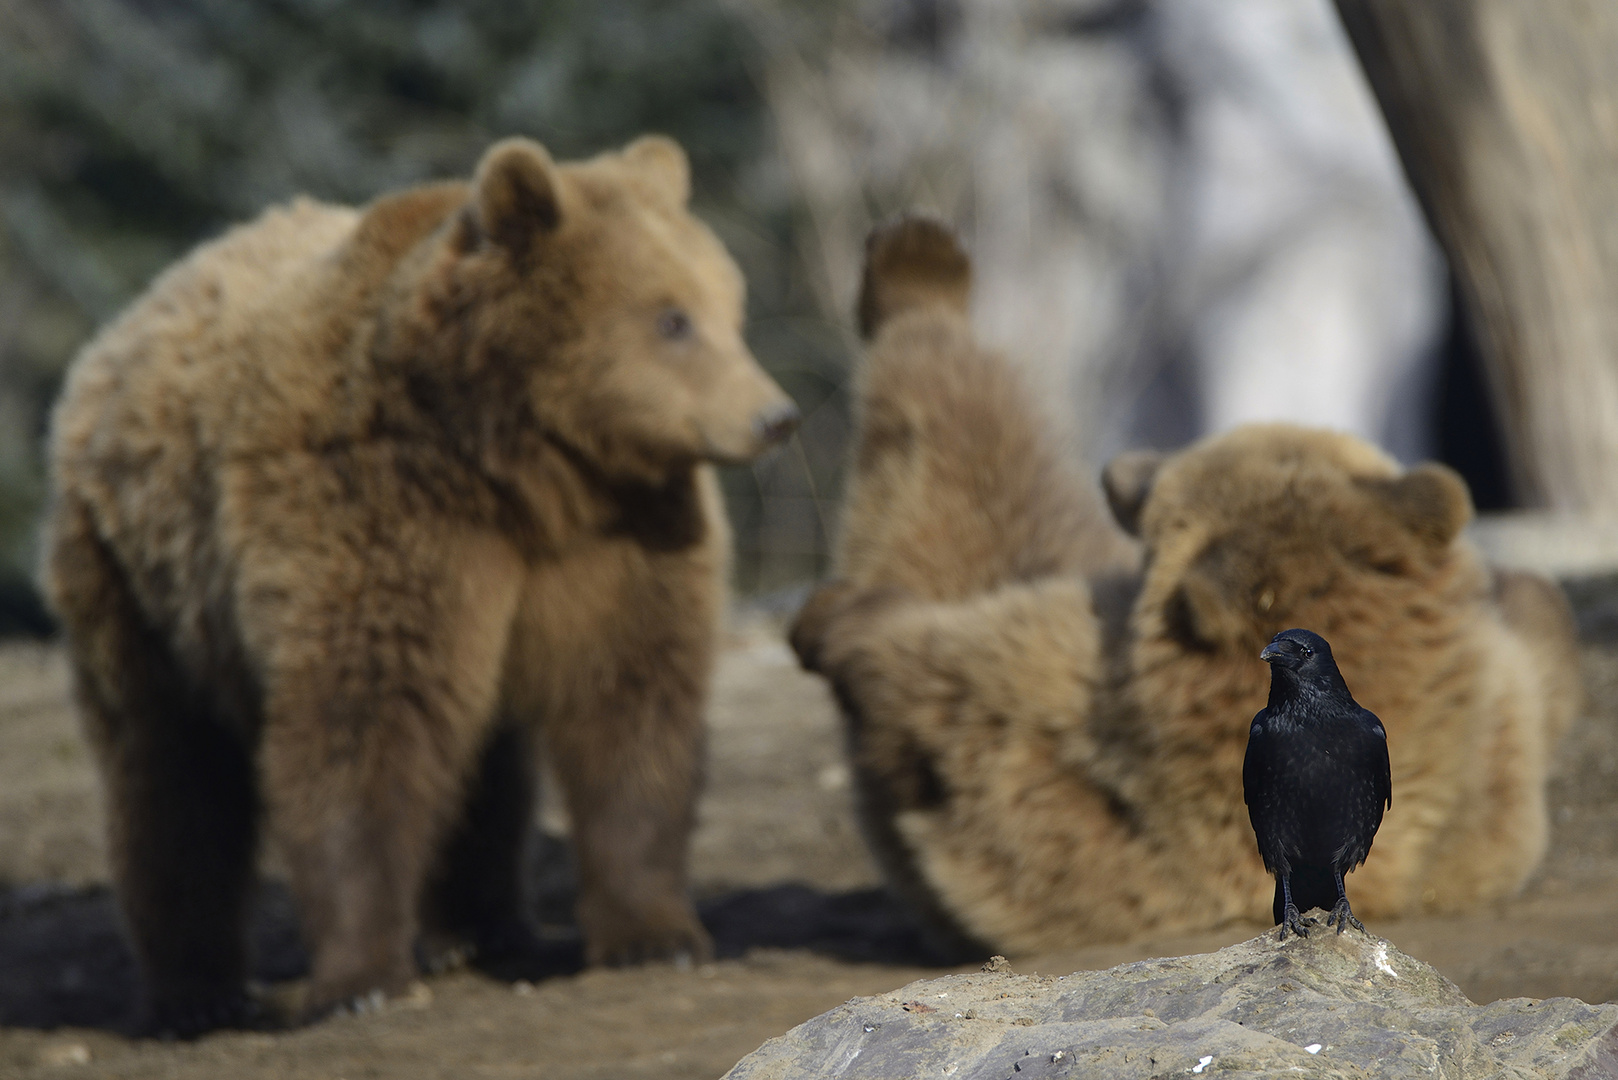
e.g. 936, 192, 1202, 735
657, 309, 692, 341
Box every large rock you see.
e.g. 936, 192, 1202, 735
724, 921, 1618, 1078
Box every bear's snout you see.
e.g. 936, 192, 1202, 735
693, 365, 799, 464
753, 400, 801, 448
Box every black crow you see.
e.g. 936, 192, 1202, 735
1243, 628, 1391, 940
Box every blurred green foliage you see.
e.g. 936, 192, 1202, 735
0, 0, 848, 620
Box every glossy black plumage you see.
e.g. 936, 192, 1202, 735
1243, 628, 1391, 940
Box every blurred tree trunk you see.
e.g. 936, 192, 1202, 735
1335, 0, 1618, 512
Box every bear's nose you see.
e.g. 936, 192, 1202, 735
753, 401, 801, 447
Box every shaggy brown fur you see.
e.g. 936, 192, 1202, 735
830, 217, 1137, 604
42, 135, 797, 1033
793, 216, 1138, 953
793, 217, 1580, 956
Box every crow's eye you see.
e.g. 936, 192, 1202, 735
657, 309, 692, 341
1300, 647, 1313, 658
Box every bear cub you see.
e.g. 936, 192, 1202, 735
793, 215, 1579, 956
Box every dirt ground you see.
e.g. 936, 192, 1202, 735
2, 603, 1617, 1079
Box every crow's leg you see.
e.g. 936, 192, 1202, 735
1325, 868, 1366, 934
1277, 875, 1313, 941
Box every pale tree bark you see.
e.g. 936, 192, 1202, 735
1335, 0, 1618, 512
742, 0, 1445, 465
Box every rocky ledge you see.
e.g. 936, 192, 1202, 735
724, 917, 1618, 1079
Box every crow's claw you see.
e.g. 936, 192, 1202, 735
1326, 897, 1366, 934
1277, 903, 1314, 942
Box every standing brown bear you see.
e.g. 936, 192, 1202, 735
794, 216, 1579, 956
41, 135, 798, 1034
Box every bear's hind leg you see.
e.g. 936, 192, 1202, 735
48, 513, 257, 1037
835, 217, 1134, 603
99, 695, 259, 1037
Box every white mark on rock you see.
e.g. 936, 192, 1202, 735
1192, 1054, 1214, 1073
1052, 1050, 1066, 1062
1305, 1043, 1322, 1054
1373, 943, 1399, 978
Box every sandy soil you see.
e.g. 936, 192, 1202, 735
1, 610, 1616, 1078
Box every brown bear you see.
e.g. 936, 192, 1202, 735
41, 135, 799, 1034
793, 216, 1580, 956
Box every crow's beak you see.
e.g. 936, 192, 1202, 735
1259, 643, 1283, 663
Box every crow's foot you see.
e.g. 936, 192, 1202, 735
1325, 897, 1366, 934
1277, 903, 1315, 942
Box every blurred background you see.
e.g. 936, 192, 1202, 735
0, 0, 1601, 622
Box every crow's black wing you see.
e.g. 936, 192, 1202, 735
1243, 707, 1297, 875
1368, 707, 1392, 811
1242, 708, 1269, 808
1332, 705, 1392, 871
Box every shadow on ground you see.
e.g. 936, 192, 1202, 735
0, 879, 954, 1033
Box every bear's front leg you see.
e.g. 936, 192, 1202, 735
547, 679, 713, 967
521, 539, 717, 968
505, 470, 726, 968
261, 686, 485, 1017
423, 722, 544, 967
246, 523, 525, 1018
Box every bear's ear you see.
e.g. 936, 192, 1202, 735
472, 138, 562, 253
622, 135, 691, 207
857, 215, 971, 340
1364, 462, 1475, 546
1102, 450, 1165, 537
